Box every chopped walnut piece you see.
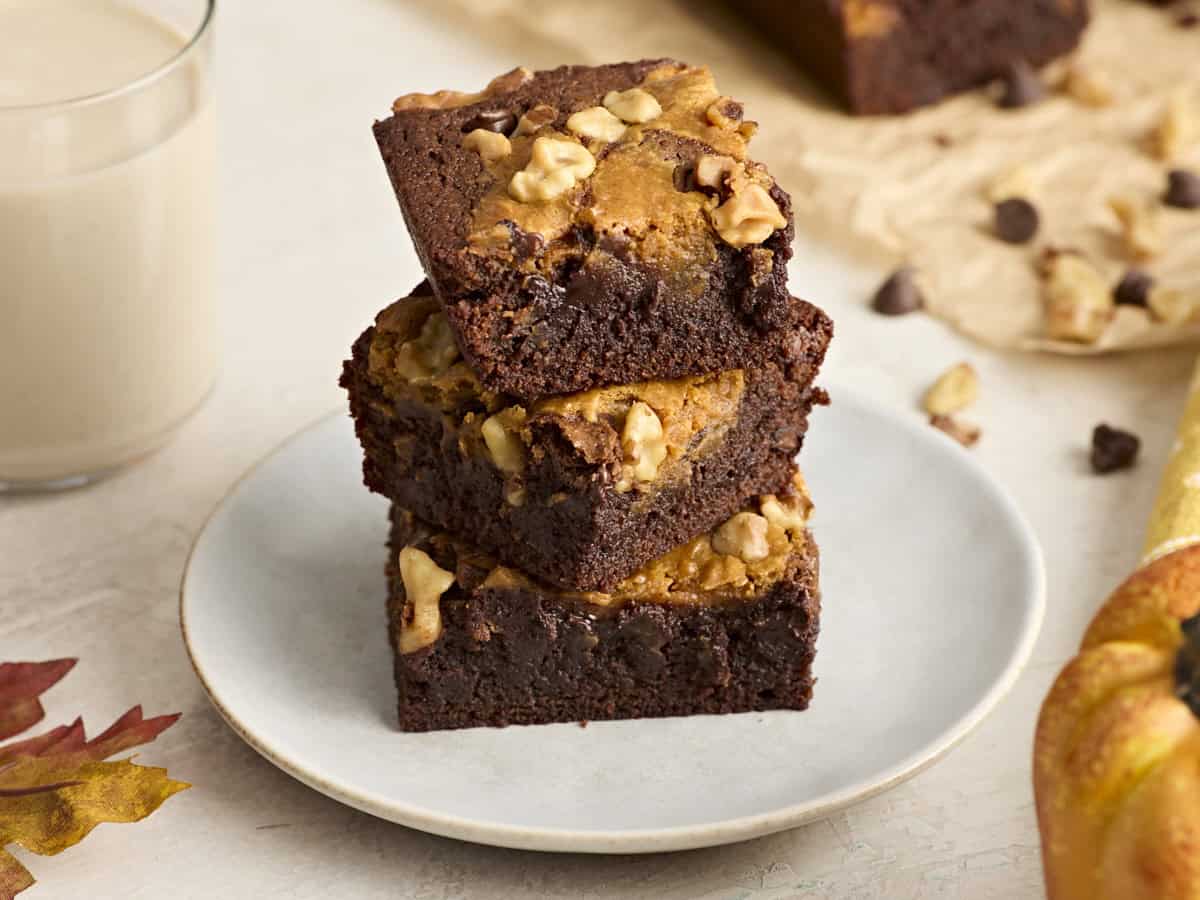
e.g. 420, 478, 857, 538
512, 103, 557, 138
986, 164, 1035, 203
1042, 253, 1113, 343
711, 512, 771, 563
1063, 66, 1115, 108
930, 414, 981, 448
394, 311, 460, 381
923, 363, 979, 416
760, 494, 809, 535
481, 407, 528, 474
710, 183, 787, 247
1147, 286, 1200, 326
1150, 92, 1198, 161
1108, 196, 1164, 260
462, 128, 512, 162
392, 66, 531, 112
602, 88, 662, 124
508, 137, 596, 202
704, 96, 744, 129
694, 154, 736, 191
396, 547, 456, 653
566, 106, 627, 143
617, 401, 667, 491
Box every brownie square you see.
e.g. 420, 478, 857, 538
373, 59, 812, 401
386, 471, 821, 732
738, 0, 1090, 115
342, 284, 831, 592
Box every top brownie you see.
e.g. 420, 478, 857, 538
374, 60, 803, 401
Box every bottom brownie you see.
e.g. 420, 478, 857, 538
385, 470, 821, 731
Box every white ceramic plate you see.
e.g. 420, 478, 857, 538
181, 386, 1044, 854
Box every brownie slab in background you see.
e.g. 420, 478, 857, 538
738, 0, 1090, 115
342, 285, 831, 592
374, 59, 811, 400
386, 472, 820, 732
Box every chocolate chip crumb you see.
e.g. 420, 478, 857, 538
994, 197, 1040, 243
930, 414, 981, 448
933, 132, 953, 148
1166, 168, 1200, 209
462, 109, 517, 136
1113, 269, 1155, 307
1091, 424, 1141, 474
997, 60, 1046, 109
1178, 11, 1199, 27
871, 267, 924, 316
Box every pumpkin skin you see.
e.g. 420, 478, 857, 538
1035, 545, 1200, 900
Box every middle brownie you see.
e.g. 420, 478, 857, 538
342, 283, 829, 592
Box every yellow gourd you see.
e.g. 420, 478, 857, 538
1035, 545, 1200, 900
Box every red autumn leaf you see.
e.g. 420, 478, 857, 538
0, 661, 76, 742
0, 660, 188, 900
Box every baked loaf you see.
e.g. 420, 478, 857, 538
738, 0, 1090, 115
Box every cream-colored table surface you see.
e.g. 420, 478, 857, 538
3, 2, 1195, 897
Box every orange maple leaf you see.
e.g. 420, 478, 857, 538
0, 660, 189, 899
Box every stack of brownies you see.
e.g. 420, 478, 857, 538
341, 60, 834, 732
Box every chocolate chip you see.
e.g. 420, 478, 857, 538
503, 221, 544, 260
994, 197, 1040, 243
717, 98, 743, 123
672, 162, 697, 193
1091, 424, 1141, 474
1178, 11, 1199, 27
462, 108, 517, 136
1113, 268, 1155, 307
1166, 168, 1200, 209
996, 60, 1046, 109
871, 267, 924, 316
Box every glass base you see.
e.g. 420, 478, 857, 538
0, 379, 215, 494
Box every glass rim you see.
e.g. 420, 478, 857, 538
0, 0, 216, 113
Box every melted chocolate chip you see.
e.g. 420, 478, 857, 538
672, 161, 698, 193
871, 267, 924, 316
503, 221, 544, 260
1091, 424, 1140, 474
994, 197, 1040, 244
996, 60, 1046, 109
717, 98, 744, 123
1166, 168, 1200, 209
1113, 269, 1155, 307
462, 108, 517, 136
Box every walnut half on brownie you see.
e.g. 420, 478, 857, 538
373, 59, 815, 401
342, 283, 831, 592
386, 469, 821, 732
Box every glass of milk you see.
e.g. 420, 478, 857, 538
0, 0, 217, 490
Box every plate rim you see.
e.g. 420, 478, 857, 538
180, 387, 1046, 854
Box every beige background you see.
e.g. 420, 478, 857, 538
4, 1, 1198, 897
